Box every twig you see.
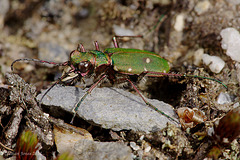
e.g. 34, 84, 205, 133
0, 142, 14, 152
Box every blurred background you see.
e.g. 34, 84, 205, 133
1, 0, 240, 159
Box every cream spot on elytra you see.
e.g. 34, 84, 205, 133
146, 58, 151, 63
114, 66, 118, 71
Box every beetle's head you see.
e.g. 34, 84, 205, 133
69, 50, 95, 77
77, 60, 93, 75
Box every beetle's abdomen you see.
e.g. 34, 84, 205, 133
106, 48, 170, 75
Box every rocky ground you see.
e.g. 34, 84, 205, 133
0, 0, 240, 159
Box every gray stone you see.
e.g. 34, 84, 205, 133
37, 85, 179, 132
73, 139, 132, 160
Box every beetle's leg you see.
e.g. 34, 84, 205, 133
115, 77, 179, 124
94, 41, 100, 51
77, 43, 86, 52
112, 35, 143, 48
112, 37, 119, 48
125, 78, 179, 124
137, 72, 148, 83
70, 74, 107, 124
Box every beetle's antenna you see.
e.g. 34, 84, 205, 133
11, 58, 69, 71
145, 14, 167, 35
39, 81, 59, 106
11, 58, 71, 106
142, 71, 228, 89
183, 74, 228, 89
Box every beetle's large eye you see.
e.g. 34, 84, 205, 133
78, 61, 92, 73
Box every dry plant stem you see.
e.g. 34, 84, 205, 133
4, 106, 24, 147
0, 142, 14, 152
26, 119, 53, 146
5, 73, 54, 146
26, 105, 54, 146
27, 104, 49, 127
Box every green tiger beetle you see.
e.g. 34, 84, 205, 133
11, 36, 227, 124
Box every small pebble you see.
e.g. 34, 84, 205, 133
233, 102, 240, 109
202, 54, 225, 73
78, 8, 89, 18
217, 92, 232, 104
194, 48, 204, 66
130, 142, 140, 151
139, 135, 144, 141
207, 126, 215, 137
194, 0, 211, 15
144, 146, 151, 153
54, 125, 93, 154
220, 28, 240, 62
113, 25, 134, 36
174, 13, 185, 32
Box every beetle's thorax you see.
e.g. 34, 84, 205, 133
90, 50, 112, 67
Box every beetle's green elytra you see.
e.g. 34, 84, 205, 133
106, 48, 170, 75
